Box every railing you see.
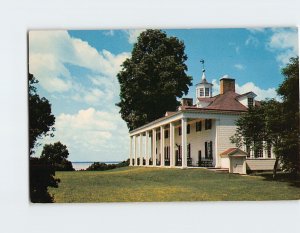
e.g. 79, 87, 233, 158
198, 158, 213, 167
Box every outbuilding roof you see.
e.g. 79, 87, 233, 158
220, 148, 248, 157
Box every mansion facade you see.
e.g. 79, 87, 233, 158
128, 68, 276, 174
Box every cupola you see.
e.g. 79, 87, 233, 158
195, 60, 213, 100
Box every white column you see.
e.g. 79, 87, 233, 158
170, 122, 175, 167
129, 136, 133, 166
146, 131, 149, 166
160, 126, 165, 167
140, 133, 143, 166
152, 129, 157, 166
215, 119, 220, 168
134, 135, 137, 166
181, 118, 187, 168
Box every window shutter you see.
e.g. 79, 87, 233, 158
205, 142, 208, 159
209, 141, 213, 159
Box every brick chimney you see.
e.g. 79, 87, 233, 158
181, 98, 193, 106
220, 77, 235, 94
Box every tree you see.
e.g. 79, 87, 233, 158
231, 57, 299, 178
276, 57, 299, 175
230, 100, 283, 178
117, 29, 192, 130
28, 73, 59, 202
41, 142, 74, 171
30, 157, 60, 203
29, 73, 55, 155
86, 160, 129, 171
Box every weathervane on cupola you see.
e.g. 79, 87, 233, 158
195, 59, 213, 101
200, 59, 207, 83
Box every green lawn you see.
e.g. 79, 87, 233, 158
49, 167, 300, 202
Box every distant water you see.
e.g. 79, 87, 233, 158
72, 161, 121, 171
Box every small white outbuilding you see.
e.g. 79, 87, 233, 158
220, 148, 248, 174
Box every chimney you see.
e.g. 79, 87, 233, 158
220, 77, 235, 94
181, 98, 193, 106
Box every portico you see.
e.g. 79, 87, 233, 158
128, 109, 238, 169
129, 114, 188, 168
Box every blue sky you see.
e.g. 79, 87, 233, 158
29, 28, 298, 162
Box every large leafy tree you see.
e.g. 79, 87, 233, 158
28, 73, 58, 202
231, 100, 283, 178
117, 29, 192, 130
29, 73, 55, 154
41, 142, 74, 171
276, 57, 299, 175
231, 57, 299, 178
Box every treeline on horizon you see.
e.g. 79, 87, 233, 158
85, 160, 130, 171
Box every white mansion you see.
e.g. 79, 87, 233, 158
128, 68, 276, 174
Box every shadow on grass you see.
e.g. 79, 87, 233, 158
250, 171, 300, 188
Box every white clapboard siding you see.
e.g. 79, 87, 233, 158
216, 115, 239, 166
246, 159, 276, 170
161, 120, 215, 166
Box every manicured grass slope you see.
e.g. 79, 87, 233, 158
49, 167, 300, 202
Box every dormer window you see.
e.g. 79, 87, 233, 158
200, 88, 204, 96
248, 97, 254, 108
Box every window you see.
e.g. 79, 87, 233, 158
267, 143, 272, 158
248, 97, 254, 108
164, 146, 170, 160
254, 146, 263, 158
200, 88, 204, 97
187, 124, 190, 134
165, 130, 169, 139
205, 119, 212, 130
178, 127, 182, 136
198, 150, 202, 162
178, 146, 182, 160
205, 88, 210, 96
156, 132, 161, 140
205, 141, 213, 159
196, 121, 202, 132
187, 144, 191, 159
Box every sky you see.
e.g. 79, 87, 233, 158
28, 28, 298, 162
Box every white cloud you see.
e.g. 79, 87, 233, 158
103, 30, 114, 36
212, 77, 277, 100
125, 29, 145, 44
236, 82, 277, 100
247, 28, 266, 34
29, 31, 132, 161
29, 31, 130, 92
229, 42, 240, 54
267, 28, 298, 66
29, 53, 72, 92
245, 35, 259, 47
36, 108, 129, 161
234, 64, 245, 70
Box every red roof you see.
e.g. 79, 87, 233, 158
236, 91, 255, 99
197, 97, 217, 102
203, 91, 248, 112
220, 148, 248, 156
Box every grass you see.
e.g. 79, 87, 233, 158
49, 167, 300, 202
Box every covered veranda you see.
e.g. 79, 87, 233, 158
128, 110, 219, 169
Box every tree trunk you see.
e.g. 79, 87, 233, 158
273, 156, 279, 179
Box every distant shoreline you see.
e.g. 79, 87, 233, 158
71, 161, 121, 164
71, 161, 122, 171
